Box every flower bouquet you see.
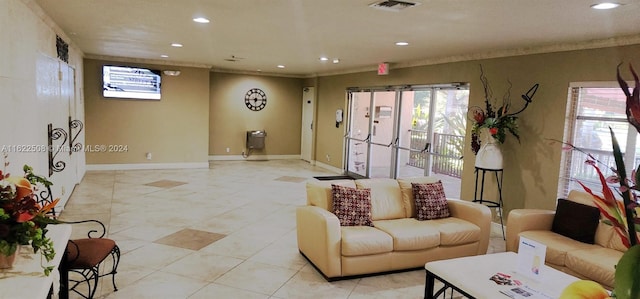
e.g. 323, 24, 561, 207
468, 65, 538, 154
0, 161, 59, 275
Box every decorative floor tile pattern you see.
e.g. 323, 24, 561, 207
153, 228, 226, 251
60, 160, 506, 299
144, 179, 188, 188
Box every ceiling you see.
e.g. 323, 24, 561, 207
34, 0, 640, 77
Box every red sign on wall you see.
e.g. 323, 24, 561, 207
378, 63, 389, 75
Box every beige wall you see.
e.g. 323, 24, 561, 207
1, 0, 84, 207
80, 38, 640, 214
314, 45, 640, 213
209, 72, 304, 156
84, 59, 210, 165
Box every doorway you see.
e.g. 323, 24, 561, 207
344, 85, 469, 197
301, 87, 315, 162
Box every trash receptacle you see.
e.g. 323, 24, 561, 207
246, 130, 266, 149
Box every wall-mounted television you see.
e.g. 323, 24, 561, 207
102, 65, 161, 100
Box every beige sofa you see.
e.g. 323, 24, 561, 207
506, 190, 626, 289
296, 177, 492, 280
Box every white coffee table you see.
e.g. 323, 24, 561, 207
424, 252, 579, 299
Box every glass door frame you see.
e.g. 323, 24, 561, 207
344, 84, 467, 179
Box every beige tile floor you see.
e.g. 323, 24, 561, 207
59, 160, 505, 299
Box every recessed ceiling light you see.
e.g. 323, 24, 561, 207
171, 43, 183, 48
277, 65, 285, 68
332, 59, 340, 64
319, 57, 329, 61
591, 2, 621, 9
160, 54, 169, 58
193, 17, 210, 23
395, 41, 409, 46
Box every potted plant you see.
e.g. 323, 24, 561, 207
0, 162, 59, 275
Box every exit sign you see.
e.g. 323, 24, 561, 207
378, 62, 389, 75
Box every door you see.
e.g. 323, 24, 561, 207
301, 87, 314, 162
397, 89, 433, 178
369, 90, 397, 178
344, 85, 469, 198
345, 91, 372, 177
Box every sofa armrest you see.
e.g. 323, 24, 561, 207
505, 209, 556, 252
296, 206, 342, 278
447, 199, 492, 255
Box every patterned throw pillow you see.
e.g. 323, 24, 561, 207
412, 181, 450, 220
331, 184, 373, 227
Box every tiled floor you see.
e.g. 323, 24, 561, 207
59, 160, 505, 299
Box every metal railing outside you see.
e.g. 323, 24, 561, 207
408, 130, 464, 178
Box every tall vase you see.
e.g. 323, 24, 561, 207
0, 251, 17, 269
474, 128, 504, 170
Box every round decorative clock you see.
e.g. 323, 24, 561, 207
244, 88, 267, 111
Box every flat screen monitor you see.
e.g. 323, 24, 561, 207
103, 65, 161, 100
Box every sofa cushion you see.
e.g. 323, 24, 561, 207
373, 219, 440, 251
306, 179, 356, 212
341, 226, 393, 256
398, 176, 441, 218
566, 247, 622, 289
430, 217, 481, 246
355, 178, 405, 221
412, 181, 450, 220
594, 222, 614, 248
567, 189, 598, 207
552, 198, 600, 244
331, 184, 373, 227
608, 229, 630, 252
519, 230, 597, 267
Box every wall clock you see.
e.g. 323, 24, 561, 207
244, 88, 267, 111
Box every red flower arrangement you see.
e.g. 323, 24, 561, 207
469, 65, 538, 154
0, 159, 59, 275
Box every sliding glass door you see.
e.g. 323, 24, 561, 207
346, 91, 371, 177
345, 85, 469, 197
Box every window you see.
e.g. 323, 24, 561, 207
558, 82, 637, 198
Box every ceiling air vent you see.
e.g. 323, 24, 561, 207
369, 0, 420, 12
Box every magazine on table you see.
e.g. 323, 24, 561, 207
489, 237, 553, 299
489, 273, 554, 299
498, 285, 554, 299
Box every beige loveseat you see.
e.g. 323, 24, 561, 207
506, 190, 626, 289
296, 177, 492, 280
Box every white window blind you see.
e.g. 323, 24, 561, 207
557, 83, 635, 198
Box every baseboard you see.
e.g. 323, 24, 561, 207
314, 161, 343, 174
208, 154, 301, 161
86, 162, 209, 171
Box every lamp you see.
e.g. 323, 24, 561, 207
163, 70, 181, 76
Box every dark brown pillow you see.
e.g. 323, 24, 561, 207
412, 181, 450, 220
331, 184, 373, 227
551, 198, 600, 244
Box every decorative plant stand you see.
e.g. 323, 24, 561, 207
473, 167, 505, 239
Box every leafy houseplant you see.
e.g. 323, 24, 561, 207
0, 162, 59, 275
574, 64, 640, 299
468, 65, 538, 154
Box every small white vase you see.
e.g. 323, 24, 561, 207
474, 128, 503, 170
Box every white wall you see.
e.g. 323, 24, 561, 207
0, 0, 85, 209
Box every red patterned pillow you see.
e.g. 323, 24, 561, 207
412, 181, 450, 220
331, 184, 373, 227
